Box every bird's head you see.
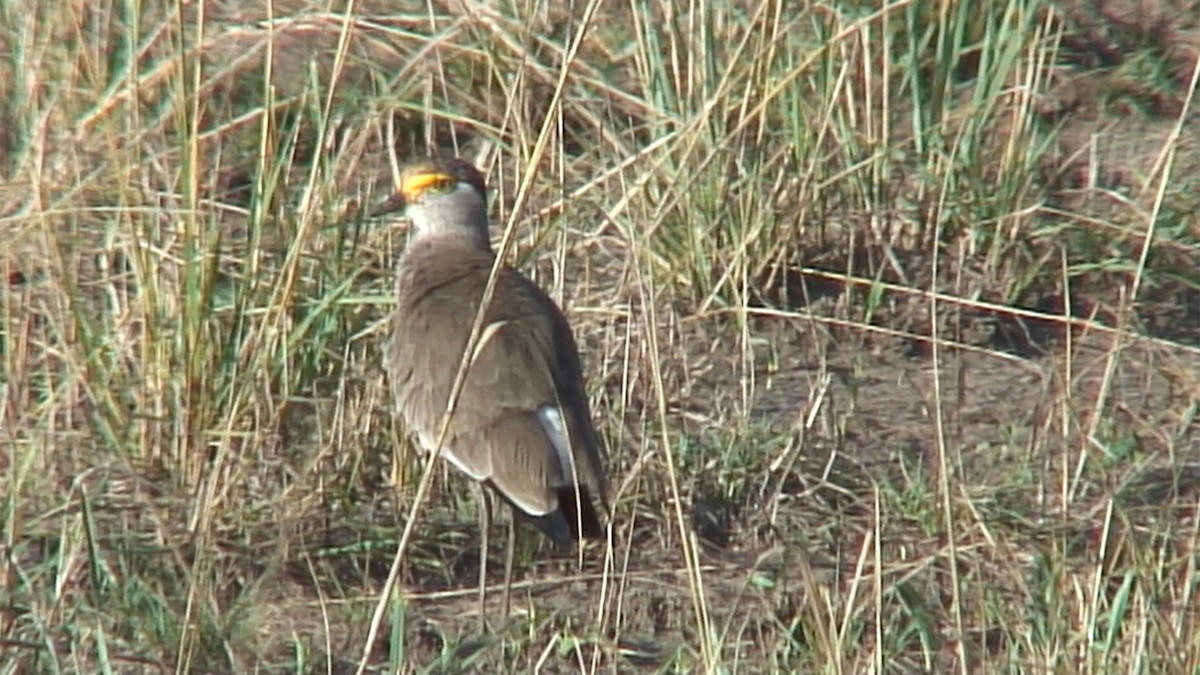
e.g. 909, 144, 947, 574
372, 156, 490, 246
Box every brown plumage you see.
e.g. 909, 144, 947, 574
378, 156, 608, 551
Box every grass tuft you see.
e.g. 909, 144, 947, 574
2, 0, 1198, 671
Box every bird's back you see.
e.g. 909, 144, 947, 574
385, 235, 607, 544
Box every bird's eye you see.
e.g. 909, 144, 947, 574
400, 172, 457, 202
427, 177, 455, 193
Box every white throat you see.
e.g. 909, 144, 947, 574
405, 182, 491, 248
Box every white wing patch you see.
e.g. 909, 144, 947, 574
537, 404, 576, 485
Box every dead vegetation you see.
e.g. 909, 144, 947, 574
2, 0, 1198, 672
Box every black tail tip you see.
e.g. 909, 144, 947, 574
524, 488, 605, 548
496, 485, 606, 548
558, 487, 605, 542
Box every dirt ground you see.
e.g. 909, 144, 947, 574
2, 1, 1199, 672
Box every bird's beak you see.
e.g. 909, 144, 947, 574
370, 191, 407, 218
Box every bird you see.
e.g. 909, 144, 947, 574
373, 155, 608, 626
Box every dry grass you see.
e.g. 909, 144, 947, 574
2, 0, 1199, 672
